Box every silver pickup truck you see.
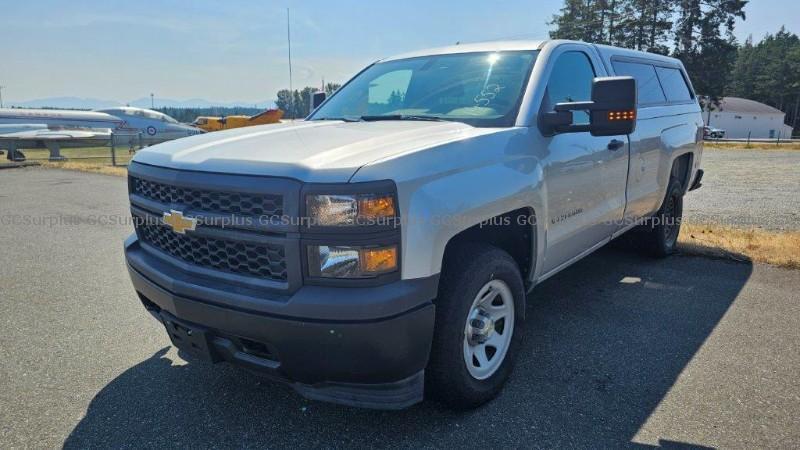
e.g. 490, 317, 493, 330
124, 39, 703, 410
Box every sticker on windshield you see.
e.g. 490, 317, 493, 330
474, 84, 504, 107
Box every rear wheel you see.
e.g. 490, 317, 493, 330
426, 243, 525, 409
639, 177, 684, 257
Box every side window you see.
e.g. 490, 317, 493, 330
545, 51, 595, 124
612, 61, 666, 105
655, 67, 693, 102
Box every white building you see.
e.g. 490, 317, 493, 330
704, 97, 794, 139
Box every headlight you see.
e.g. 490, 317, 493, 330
306, 193, 396, 227
307, 244, 398, 278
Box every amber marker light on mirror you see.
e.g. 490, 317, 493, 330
608, 110, 636, 121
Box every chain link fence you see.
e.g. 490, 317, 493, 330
6, 131, 146, 166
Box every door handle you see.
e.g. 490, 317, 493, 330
607, 139, 625, 151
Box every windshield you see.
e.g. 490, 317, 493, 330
309, 50, 538, 127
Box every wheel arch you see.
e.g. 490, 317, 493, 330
441, 207, 539, 289
671, 152, 694, 194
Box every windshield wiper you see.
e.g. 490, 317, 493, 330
359, 114, 446, 122
312, 117, 360, 122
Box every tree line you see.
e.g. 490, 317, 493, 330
154, 107, 264, 124
157, 81, 343, 123
727, 28, 800, 132
550, 0, 799, 134
274, 83, 342, 119
550, 0, 747, 104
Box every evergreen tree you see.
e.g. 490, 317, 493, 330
727, 35, 759, 97
274, 84, 343, 119
550, 0, 675, 52
755, 28, 800, 111
673, 0, 746, 104
550, 0, 591, 42
292, 90, 304, 118
728, 28, 800, 132
324, 83, 342, 95
274, 89, 294, 118
386, 89, 405, 110
550, 0, 747, 103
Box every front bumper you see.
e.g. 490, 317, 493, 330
125, 236, 437, 409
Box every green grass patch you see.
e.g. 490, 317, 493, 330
704, 141, 800, 151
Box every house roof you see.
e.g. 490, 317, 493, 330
713, 97, 784, 115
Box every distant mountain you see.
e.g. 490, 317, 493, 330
9, 97, 275, 110
128, 97, 274, 109
9, 97, 123, 109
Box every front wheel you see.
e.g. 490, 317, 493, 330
426, 243, 525, 409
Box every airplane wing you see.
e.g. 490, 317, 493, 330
0, 128, 112, 140
1, 127, 113, 161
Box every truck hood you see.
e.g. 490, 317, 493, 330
132, 120, 503, 182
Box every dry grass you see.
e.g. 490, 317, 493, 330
21, 146, 137, 162
40, 160, 128, 177
17, 145, 133, 176
704, 141, 800, 150
679, 223, 800, 270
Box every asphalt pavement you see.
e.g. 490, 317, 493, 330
1, 167, 799, 448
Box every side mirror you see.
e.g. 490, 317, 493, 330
586, 76, 637, 136
541, 76, 637, 137
312, 91, 327, 110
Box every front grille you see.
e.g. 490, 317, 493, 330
135, 221, 287, 281
131, 177, 283, 217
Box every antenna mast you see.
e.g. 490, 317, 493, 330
287, 8, 294, 119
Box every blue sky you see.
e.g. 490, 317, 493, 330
0, 0, 797, 105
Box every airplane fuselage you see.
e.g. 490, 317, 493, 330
0, 107, 204, 150
96, 107, 204, 145
0, 108, 123, 130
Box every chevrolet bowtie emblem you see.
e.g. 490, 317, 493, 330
162, 210, 197, 234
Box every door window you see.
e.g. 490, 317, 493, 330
655, 66, 693, 102
612, 61, 667, 105
545, 51, 596, 125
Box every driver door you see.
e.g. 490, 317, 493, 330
539, 48, 630, 274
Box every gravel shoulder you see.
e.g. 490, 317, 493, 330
683, 148, 800, 230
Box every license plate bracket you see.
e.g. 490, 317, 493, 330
160, 312, 219, 363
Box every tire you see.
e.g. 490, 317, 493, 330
639, 177, 684, 257
426, 242, 525, 409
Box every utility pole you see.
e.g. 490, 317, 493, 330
0, 86, 5, 108
287, 8, 294, 120
150, 93, 154, 109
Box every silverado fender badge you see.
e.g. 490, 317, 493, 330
163, 210, 197, 234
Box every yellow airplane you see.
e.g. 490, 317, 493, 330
192, 109, 284, 132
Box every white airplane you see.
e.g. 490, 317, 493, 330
0, 109, 120, 160
96, 107, 204, 145
0, 107, 203, 160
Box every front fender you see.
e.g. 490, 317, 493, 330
351, 127, 545, 280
